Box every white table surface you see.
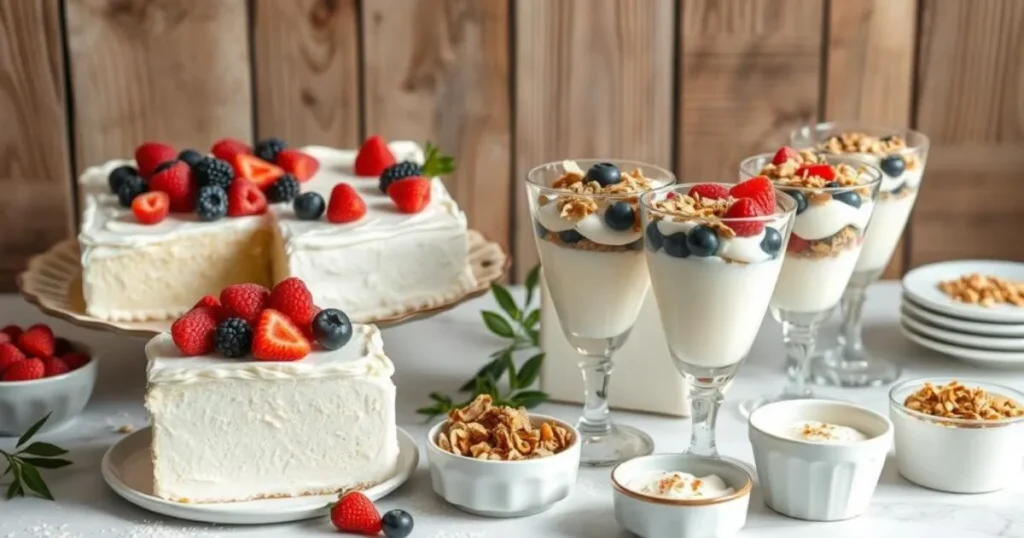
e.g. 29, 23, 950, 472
1, 281, 1023, 538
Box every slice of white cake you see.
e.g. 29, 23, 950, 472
144, 324, 399, 503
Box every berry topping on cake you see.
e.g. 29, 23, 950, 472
108, 165, 139, 195
723, 197, 765, 237
354, 135, 396, 177
586, 162, 622, 187
41, 356, 69, 377
214, 318, 253, 358
379, 161, 422, 193
152, 160, 177, 175
149, 161, 196, 213
275, 149, 319, 182
388, 177, 432, 214
293, 192, 325, 220
331, 491, 382, 534
880, 154, 906, 177
17, 324, 54, 358
171, 306, 218, 356
196, 185, 229, 222
135, 142, 177, 178
728, 175, 775, 214
0, 343, 26, 374
232, 154, 284, 189
254, 137, 287, 162
686, 224, 721, 257
177, 149, 204, 167
266, 174, 300, 203
131, 191, 170, 225
603, 201, 635, 231
795, 163, 836, 181
59, 352, 90, 371
771, 146, 799, 165
379, 141, 455, 192
268, 277, 317, 328
760, 227, 783, 256
252, 309, 311, 361
226, 181, 268, 217
327, 183, 367, 223
2, 358, 44, 382
688, 183, 729, 200
117, 176, 148, 208
381, 509, 415, 538
193, 295, 221, 311
211, 137, 252, 163
312, 308, 353, 351
193, 157, 235, 190
219, 284, 270, 324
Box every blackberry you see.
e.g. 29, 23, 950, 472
108, 165, 139, 194
196, 185, 228, 221
254, 137, 287, 162
266, 174, 300, 203
379, 161, 421, 193
214, 317, 253, 358
193, 157, 234, 189
116, 176, 148, 207
178, 149, 204, 167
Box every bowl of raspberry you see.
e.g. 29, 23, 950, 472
0, 324, 97, 436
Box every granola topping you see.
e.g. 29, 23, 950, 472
434, 395, 574, 461
938, 274, 1024, 308
816, 131, 922, 171
649, 194, 739, 240
759, 150, 872, 199
787, 225, 862, 258
785, 421, 867, 444
625, 470, 735, 500
904, 380, 1024, 422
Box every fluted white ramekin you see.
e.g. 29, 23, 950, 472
748, 399, 892, 521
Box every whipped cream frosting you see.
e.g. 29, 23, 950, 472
627, 471, 735, 500
655, 219, 779, 264
784, 421, 868, 444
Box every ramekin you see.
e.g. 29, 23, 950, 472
611, 454, 751, 538
425, 413, 580, 517
0, 344, 97, 436
889, 377, 1024, 493
748, 399, 892, 521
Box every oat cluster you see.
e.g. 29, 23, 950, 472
649, 194, 738, 240
434, 395, 574, 461
816, 131, 921, 170
938, 273, 1024, 307
788, 225, 861, 259
904, 380, 1024, 421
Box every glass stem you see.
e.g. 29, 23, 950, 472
782, 321, 818, 398
837, 284, 867, 358
577, 356, 613, 435
688, 381, 724, 458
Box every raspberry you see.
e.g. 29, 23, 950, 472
42, 356, 70, 377
2, 358, 44, 382
0, 343, 26, 374
723, 198, 766, 237
353, 135, 395, 177
268, 277, 317, 328
219, 284, 270, 324
687, 183, 729, 200
1, 325, 22, 341
227, 181, 268, 217
54, 337, 74, 356
388, 177, 432, 214
59, 352, 91, 371
729, 175, 776, 214
171, 306, 218, 356
327, 184, 366, 223
17, 324, 54, 358
772, 146, 799, 165
135, 142, 177, 178
149, 161, 196, 213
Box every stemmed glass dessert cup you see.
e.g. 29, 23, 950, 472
790, 123, 930, 387
526, 158, 676, 466
736, 154, 883, 416
639, 183, 797, 459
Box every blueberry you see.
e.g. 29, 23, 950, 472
381, 509, 414, 538
787, 190, 808, 214
663, 232, 690, 258
645, 221, 664, 251
586, 162, 622, 187
558, 229, 583, 244
178, 149, 204, 167
825, 181, 840, 188
604, 201, 634, 231
832, 190, 862, 208
534, 219, 548, 238
312, 308, 353, 350
293, 192, 325, 220
880, 155, 906, 177
108, 165, 139, 194
760, 227, 783, 257
686, 225, 720, 257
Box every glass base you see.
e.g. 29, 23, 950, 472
578, 423, 654, 467
811, 346, 901, 387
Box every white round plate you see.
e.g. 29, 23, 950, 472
902, 260, 1024, 324
901, 309, 1024, 351
101, 426, 419, 525
900, 322, 1024, 369
902, 295, 1024, 337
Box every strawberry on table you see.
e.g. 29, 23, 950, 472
232, 154, 284, 190
275, 149, 319, 182
330, 491, 382, 535
268, 278, 317, 328
387, 177, 431, 214
135, 142, 177, 179
0, 343, 26, 374
219, 284, 271, 325
728, 175, 776, 214
149, 162, 196, 213
687, 183, 729, 200
327, 183, 366, 223
353, 135, 395, 177
251, 309, 311, 361
723, 198, 765, 237
771, 146, 799, 165
17, 324, 55, 358
211, 137, 252, 163
132, 191, 170, 224
171, 306, 219, 356
226, 181, 268, 217
2, 358, 44, 382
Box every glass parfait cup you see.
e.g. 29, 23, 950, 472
639, 184, 796, 458
736, 154, 883, 416
790, 123, 930, 387
526, 159, 676, 466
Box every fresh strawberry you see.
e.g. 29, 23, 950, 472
211, 137, 252, 163
268, 278, 316, 328
232, 154, 284, 189
149, 162, 196, 213
723, 198, 765, 237
59, 352, 91, 371
275, 149, 320, 182
131, 191, 170, 224
728, 175, 776, 214
787, 234, 810, 253
0, 333, 7, 345
54, 337, 73, 356
1, 325, 21, 341
42, 356, 70, 377
2, 358, 44, 382
0, 343, 26, 374
330, 491, 382, 535
387, 177, 431, 214
353, 135, 395, 177
220, 284, 271, 324
252, 309, 311, 361
135, 142, 177, 178
17, 324, 54, 358
796, 163, 836, 181
171, 306, 218, 356
687, 183, 729, 200
327, 183, 367, 223
227, 181, 268, 217
771, 146, 799, 165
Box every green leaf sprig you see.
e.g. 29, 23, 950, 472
2, 413, 72, 500
418, 265, 546, 419
421, 141, 457, 177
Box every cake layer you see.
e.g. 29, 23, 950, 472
145, 324, 399, 503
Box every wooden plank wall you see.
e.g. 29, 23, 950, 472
0, 0, 1022, 291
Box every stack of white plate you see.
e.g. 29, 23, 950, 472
901, 260, 1024, 368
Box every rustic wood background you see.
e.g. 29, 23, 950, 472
1, 0, 1022, 291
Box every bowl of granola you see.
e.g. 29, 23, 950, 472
890, 378, 1024, 493
425, 394, 580, 517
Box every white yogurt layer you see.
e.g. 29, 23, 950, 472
627, 471, 735, 500
792, 198, 874, 241
772, 246, 862, 313
784, 421, 868, 444
856, 190, 919, 273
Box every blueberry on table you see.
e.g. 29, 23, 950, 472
832, 190, 862, 209
787, 190, 808, 214
645, 221, 664, 251
293, 192, 326, 220
686, 225, 720, 257
312, 308, 353, 350
663, 232, 690, 258
108, 165, 139, 194
586, 162, 622, 187
381, 509, 414, 538
558, 229, 584, 244
760, 227, 783, 257
880, 155, 906, 177
604, 201, 635, 231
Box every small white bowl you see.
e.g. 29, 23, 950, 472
0, 344, 98, 436
425, 413, 580, 517
749, 399, 892, 522
889, 377, 1024, 493
611, 453, 751, 538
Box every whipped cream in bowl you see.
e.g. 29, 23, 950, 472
784, 421, 868, 444
626, 471, 735, 500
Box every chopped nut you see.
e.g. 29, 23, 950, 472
938, 274, 1024, 308
904, 380, 1024, 423
434, 395, 574, 461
